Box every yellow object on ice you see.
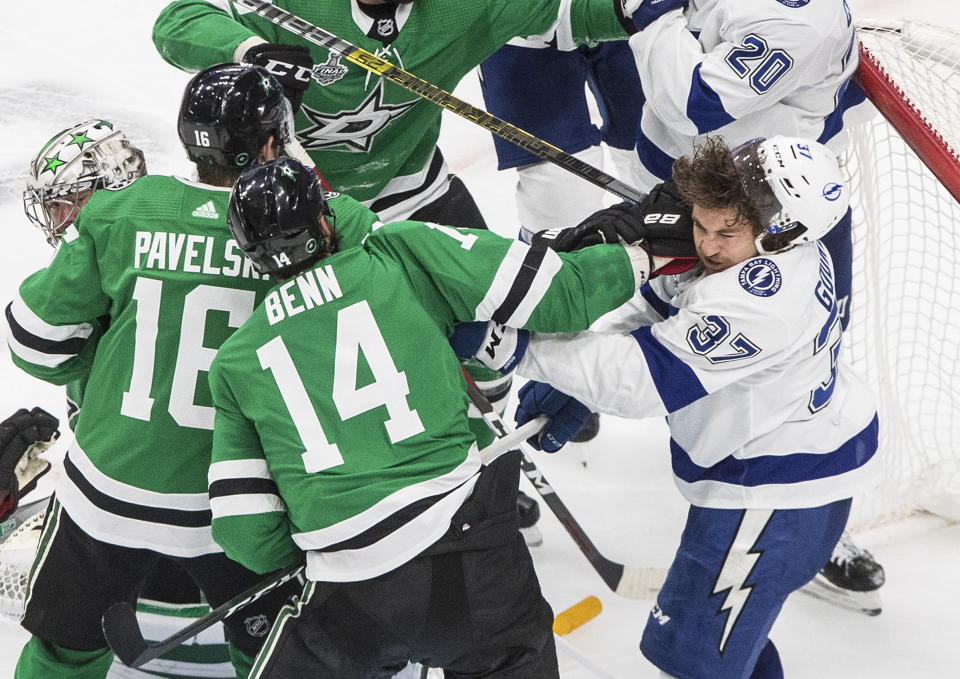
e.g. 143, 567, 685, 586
552, 595, 603, 635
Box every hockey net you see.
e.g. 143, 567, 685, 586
0, 502, 46, 621
844, 20, 960, 529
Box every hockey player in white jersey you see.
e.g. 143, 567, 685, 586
626, 0, 871, 329
629, 0, 885, 608
507, 136, 879, 679
477, 0, 876, 463
510, 0, 884, 615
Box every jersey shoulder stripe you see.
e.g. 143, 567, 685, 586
631, 325, 708, 412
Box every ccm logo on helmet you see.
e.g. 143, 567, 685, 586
822, 183, 843, 202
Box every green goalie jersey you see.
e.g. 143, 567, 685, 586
152, 0, 631, 218
208, 221, 648, 580
3, 174, 379, 557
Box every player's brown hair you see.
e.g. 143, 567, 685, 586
671, 136, 765, 237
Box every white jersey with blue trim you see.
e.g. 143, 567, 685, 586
627, 0, 873, 190
517, 242, 879, 509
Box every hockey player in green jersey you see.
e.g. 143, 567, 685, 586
16, 119, 238, 679
152, 0, 635, 224
152, 0, 641, 530
1, 64, 380, 679
22, 119, 147, 430
207, 156, 694, 677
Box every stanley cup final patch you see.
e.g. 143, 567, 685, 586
312, 52, 348, 86
738, 258, 782, 297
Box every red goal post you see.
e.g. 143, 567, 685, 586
855, 23, 960, 202
844, 20, 960, 529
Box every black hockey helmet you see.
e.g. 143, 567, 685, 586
178, 63, 288, 169
228, 157, 335, 276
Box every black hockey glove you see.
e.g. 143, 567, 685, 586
243, 43, 314, 113
0, 407, 59, 521
530, 181, 698, 273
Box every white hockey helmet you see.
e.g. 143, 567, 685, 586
730, 136, 848, 253
23, 120, 146, 246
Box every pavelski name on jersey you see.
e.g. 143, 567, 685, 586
133, 230, 268, 280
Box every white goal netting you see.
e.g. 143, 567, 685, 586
0, 502, 46, 621
844, 20, 960, 529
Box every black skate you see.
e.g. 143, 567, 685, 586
800, 531, 885, 616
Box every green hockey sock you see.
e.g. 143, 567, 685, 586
228, 645, 256, 678
14, 636, 113, 679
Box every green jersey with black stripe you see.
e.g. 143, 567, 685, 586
208, 221, 645, 579
3, 174, 379, 557
152, 0, 631, 218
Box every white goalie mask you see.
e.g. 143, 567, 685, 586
23, 120, 147, 246
730, 136, 848, 254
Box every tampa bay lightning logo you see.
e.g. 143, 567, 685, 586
775, 0, 810, 6
738, 258, 782, 297
822, 183, 843, 202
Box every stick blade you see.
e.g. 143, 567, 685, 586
102, 601, 151, 667
614, 565, 668, 600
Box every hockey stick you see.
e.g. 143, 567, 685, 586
231, 0, 645, 204
462, 375, 666, 599
102, 563, 304, 668
480, 415, 547, 465
101, 422, 545, 669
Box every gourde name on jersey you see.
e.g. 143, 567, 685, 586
207, 222, 643, 579
153, 0, 632, 218
519, 242, 878, 509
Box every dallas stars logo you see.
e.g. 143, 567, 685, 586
67, 131, 94, 150
42, 154, 67, 175
298, 80, 417, 152
279, 163, 298, 180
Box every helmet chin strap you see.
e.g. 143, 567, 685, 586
755, 223, 808, 254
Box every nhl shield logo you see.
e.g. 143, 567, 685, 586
377, 18, 396, 36
312, 52, 348, 86
244, 614, 270, 638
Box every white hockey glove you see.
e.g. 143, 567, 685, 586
0, 408, 59, 522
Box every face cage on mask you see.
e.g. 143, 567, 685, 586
23, 179, 99, 247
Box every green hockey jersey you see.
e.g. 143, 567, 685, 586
3, 174, 379, 557
152, 0, 631, 219
208, 220, 648, 579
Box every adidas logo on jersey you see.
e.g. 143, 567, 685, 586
192, 201, 220, 219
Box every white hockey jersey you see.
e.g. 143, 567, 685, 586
628, 0, 873, 190
517, 242, 879, 509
